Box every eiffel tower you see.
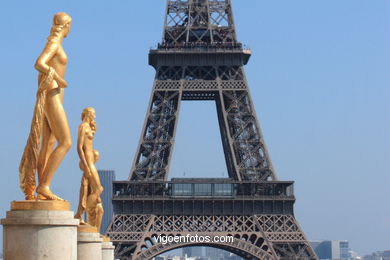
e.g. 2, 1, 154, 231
106, 1, 318, 259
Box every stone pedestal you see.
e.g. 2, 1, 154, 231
77, 228, 103, 260
101, 238, 115, 260
1, 200, 79, 260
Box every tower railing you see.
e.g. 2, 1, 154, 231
113, 179, 294, 199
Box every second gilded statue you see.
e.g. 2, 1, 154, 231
75, 107, 104, 232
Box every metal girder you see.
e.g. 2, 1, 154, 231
106, 214, 317, 260
130, 91, 181, 181
220, 90, 276, 181
164, 0, 237, 44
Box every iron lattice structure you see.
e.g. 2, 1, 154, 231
106, 1, 318, 259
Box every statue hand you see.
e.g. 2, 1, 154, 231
82, 168, 92, 179
53, 71, 67, 88
56, 77, 68, 88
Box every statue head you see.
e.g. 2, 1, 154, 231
49, 12, 72, 40
81, 107, 97, 132
81, 107, 95, 121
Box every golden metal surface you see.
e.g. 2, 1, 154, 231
19, 12, 73, 201
77, 223, 98, 233
11, 200, 70, 211
101, 235, 111, 242
74, 108, 104, 232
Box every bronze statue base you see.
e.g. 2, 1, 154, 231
11, 200, 70, 211
77, 223, 98, 233
101, 235, 111, 242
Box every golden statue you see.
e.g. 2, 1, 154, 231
74, 107, 104, 232
19, 12, 72, 201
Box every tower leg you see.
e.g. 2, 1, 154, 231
131, 90, 182, 181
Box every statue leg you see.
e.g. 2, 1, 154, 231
86, 202, 103, 232
89, 167, 103, 195
37, 117, 56, 200
36, 89, 72, 200
86, 171, 104, 230
74, 176, 88, 222
86, 205, 96, 227
95, 202, 104, 233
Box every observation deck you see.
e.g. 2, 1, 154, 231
112, 178, 295, 216
149, 42, 251, 68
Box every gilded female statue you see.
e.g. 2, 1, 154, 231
19, 12, 72, 201
74, 107, 104, 231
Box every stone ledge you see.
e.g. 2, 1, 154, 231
78, 232, 103, 243
1, 208, 79, 226
102, 241, 115, 249
1, 217, 80, 226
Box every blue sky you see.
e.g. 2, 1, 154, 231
0, 0, 389, 256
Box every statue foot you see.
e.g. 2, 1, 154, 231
74, 215, 87, 225
36, 185, 64, 201
25, 194, 36, 200
36, 194, 47, 200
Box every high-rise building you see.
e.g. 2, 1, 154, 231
204, 247, 242, 260
182, 247, 205, 258
98, 169, 116, 234
310, 240, 351, 260
338, 240, 350, 259
204, 247, 221, 259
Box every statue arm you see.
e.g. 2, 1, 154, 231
77, 125, 91, 178
34, 41, 67, 88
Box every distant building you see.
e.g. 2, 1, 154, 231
364, 250, 390, 260
98, 169, 115, 234
310, 240, 351, 260
156, 248, 243, 260
205, 247, 221, 259
203, 247, 242, 260
337, 240, 350, 259
311, 240, 332, 259
167, 256, 184, 260
182, 247, 205, 258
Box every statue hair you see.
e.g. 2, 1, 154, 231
81, 107, 95, 121
48, 12, 72, 41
